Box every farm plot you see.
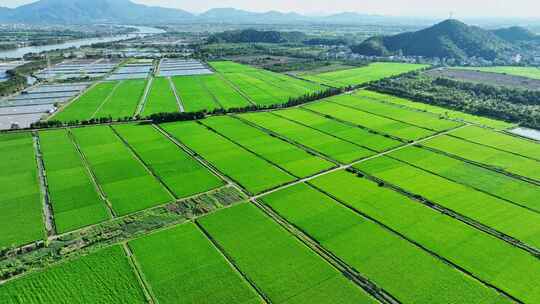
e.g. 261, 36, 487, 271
0, 133, 43, 249
70, 126, 172, 215
113, 124, 224, 199
354, 90, 514, 130
423, 135, 540, 181
94, 79, 147, 119
456, 66, 540, 80
198, 203, 376, 304
53, 82, 117, 122
301, 62, 429, 87
274, 108, 402, 152
39, 129, 109, 233
389, 146, 540, 213
239, 112, 374, 163
161, 121, 295, 194
0, 245, 146, 303
199, 74, 252, 109
172, 76, 221, 112
261, 183, 510, 304
356, 156, 540, 249
305, 98, 434, 141
129, 223, 262, 304
142, 78, 179, 116
202, 116, 335, 178
308, 170, 540, 304
449, 126, 540, 161
327, 93, 463, 131
210, 61, 325, 106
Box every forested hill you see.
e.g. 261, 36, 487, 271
207, 29, 308, 44
492, 26, 538, 42
352, 19, 516, 60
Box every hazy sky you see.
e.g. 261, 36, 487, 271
2, 0, 540, 18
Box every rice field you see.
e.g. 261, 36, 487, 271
172, 76, 222, 113
53, 82, 118, 122
301, 62, 429, 87
142, 77, 179, 116
0, 133, 43, 249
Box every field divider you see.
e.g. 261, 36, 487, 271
109, 125, 177, 201
249, 198, 401, 304
66, 128, 117, 218
305, 181, 525, 304
198, 76, 224, 110
122, 243, 157, 304
349, 166, 540, 258
32, 131, 56, 238
194, 221, 271, 304
213, 71, 257, 106
135, 76, 154, 117
198, 120, 302, 179
444, 132, 540, 163
419, 144, 540, 186
90, 81, 122, 119
47, 82, 96, 122
301, 106, 408, 143
168, 77, 185, 112
386, 153, 540, 215
232, 115, 342, 166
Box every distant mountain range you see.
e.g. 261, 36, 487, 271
352, 19, 537, 60
0, 0, 433, 24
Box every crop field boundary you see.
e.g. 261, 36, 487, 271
194, 221, 271, 304
166, 77, 184, 112
32, 132, 56, 238
213, 72, 257, 106
349, 166, 540, 258
325, 99, 442, 133
109, 125, 177, 201
122, 243, 156, 304
250, 198, 401, 304
135, 76, 154, 116
198, 77, 225, 109
66, 128, 117, 218
90, 81, 122, 119
46, 82, 98, 122
419, 144, 540, 186
445, 132, 540, 163
385, 153, 540, 216
304, 181, 524, 304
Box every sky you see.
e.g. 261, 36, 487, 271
2, 0, 540, 18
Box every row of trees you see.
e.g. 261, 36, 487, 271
370, 74, 540, 128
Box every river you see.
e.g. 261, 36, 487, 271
0, 25, 165, 60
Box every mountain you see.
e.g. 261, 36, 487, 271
198, 8, 308, 23
492, 26, 538, 42
352, 19, 515, 60
207, 29, 307, 44
0, 0, 194, 24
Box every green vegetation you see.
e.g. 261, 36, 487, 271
198, 203, 376, 304
240, 112, 374, 163
71, 126, 172, 215
449, 126, 540, 160
354, 90, 514, 130
274, 108, 402, 152
172, 76, 222, 113
113, 124, 224, 199
209, 61, 325, 106
53, 82, 118, 122
328, 93, 463, 131
202, 116, 335, 178
161, 121, 295, 194
94, 79, 147, 119
356, 156, 540, 248
0, 133, 43, 249
305, 98, 434, 141
301, 62, 428, 87
309, 170, 540, 303
389, 146, 540, 213
200, 74, 252, 109
129, 223, 261, 304
143, 78, 179, 116
423, 135, 540, 181
261, 183, 510, 304
457, 66, 540, 80
0, 245, 146, 303
39, 129, 109, 233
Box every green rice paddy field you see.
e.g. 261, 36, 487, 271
2, 61, 540, 304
